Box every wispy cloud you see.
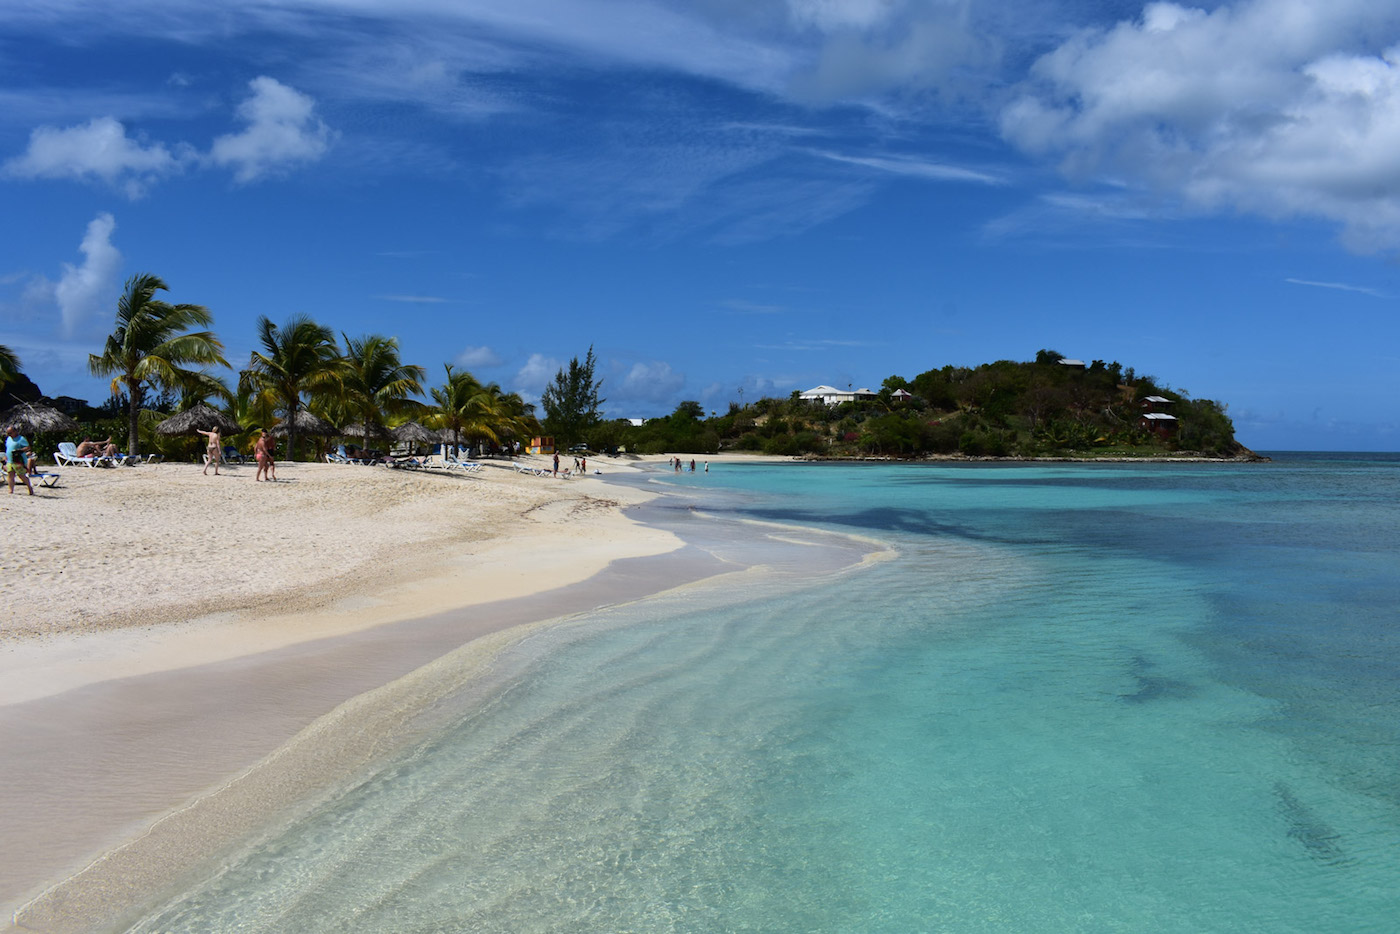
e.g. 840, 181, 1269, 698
755, 338, 873, 351
455, 345, 502, 367
1285, 278, 1387, 298
616, 360, 686, 405
720, 299, 786, 315
376, 294, 450, 303
513, 352, 560, 403
812, 150, 1004, 185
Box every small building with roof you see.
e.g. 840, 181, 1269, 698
799, 385, 878, 405
1137, 412, 1178, 438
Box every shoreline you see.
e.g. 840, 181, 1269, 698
0, 453, 871, 931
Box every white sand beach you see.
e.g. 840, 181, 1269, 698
1, 455, 726, 930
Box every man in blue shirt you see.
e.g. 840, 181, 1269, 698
5, 425, 34, 495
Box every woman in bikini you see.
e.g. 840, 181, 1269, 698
254, 430, 276, 481
196, 427, 222, 476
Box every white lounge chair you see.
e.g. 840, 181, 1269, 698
444, 455, 482, 472
54, 442, 98, 468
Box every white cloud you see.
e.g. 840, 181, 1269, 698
2, 116, 181, 197
55, 213, 122, 338
617, 361, 686, 405
787, 1, 998, 102
1001, 1, 1400, 251
513, 352, 561, 401
209, 76, 335, 183
455, 345, 503, 368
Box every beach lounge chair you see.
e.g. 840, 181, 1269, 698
222, 445, 246, 464
33, 472, 60, 488
54, 442, 98, 468
444, 455, 482, 472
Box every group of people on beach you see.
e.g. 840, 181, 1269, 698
196, 427, 278, 481
74, 437, 118, 460
670, 456, 707, 473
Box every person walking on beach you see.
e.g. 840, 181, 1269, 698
254, 431, 276, 481
196, 427, 222, 476
5, 425, 35, 496
553, 452, 560, 477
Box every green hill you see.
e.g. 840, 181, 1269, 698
594, 350, 1253, 460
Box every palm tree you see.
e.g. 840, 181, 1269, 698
0, 344, 20, 389
475, 382, 537, 453
341, 333, 426, 451
88, 274, 228, 454
240, 315, 341, 461
429, 365, 483, 453
430, 366, 538, 456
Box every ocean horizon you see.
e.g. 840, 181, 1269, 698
117, 453, 1400, 933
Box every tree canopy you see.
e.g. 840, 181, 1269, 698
540, 346, 604, 446
240, 315, 341, 461
88, 273, 227, 454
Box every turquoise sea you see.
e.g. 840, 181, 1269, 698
123, 454, 1400, 933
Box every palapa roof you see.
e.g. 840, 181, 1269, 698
268, 409, 337, 437
390, 420, 441, 444
156, 404, 243, 435
340, 421, 392, 439
0, 401, 80, 434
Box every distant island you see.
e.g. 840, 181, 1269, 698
592, 350, 1258, 460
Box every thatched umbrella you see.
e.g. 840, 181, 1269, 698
341, 421, 392, 440
391, 420, 442, 446
268, 410, 337, 438
156, 404, 243, 436
268, 410, 338, 461
0, 401, 80, 435
341, 421, 392, 452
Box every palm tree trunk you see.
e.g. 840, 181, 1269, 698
289, 400, 299, 463
127, 379, 142, 455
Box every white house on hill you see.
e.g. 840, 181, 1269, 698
799, 385, 878, 405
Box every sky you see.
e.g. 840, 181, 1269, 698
3, 0, 1400, 451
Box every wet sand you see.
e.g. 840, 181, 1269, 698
1, 453, 836, 931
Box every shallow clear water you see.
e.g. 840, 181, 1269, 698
125, 454, 1400, 933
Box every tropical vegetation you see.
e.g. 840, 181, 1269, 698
587, 351, 1248, 459
88, 274, 228, 455
16, 270, 1249, 466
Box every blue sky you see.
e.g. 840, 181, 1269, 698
3, 0, 1400, 450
